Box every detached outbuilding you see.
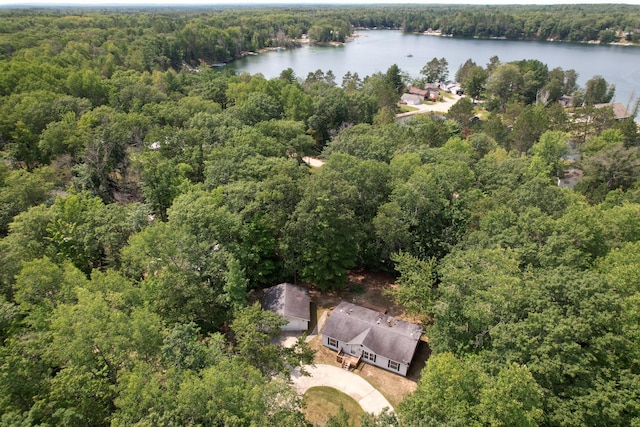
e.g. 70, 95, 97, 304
262, 283, 310, 332
321, 301, 423, 376
401, 93, 422, 105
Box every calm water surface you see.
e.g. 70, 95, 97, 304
228, 30, 640, 106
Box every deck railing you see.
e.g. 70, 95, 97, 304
336, 348, 362, 370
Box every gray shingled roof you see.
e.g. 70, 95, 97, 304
322, 301, 423, 364
262, 283, 310, 322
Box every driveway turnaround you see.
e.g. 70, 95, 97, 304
396, 94, 462, 121
291, 364, 393, 415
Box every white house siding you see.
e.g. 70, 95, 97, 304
358, 346, 409, 376
328, 340, 411, 376
370, 354, 409, 376
325, 335, 339, 349
320, 302, 422, 377
282, 317, 308, 331
350, 345, 362, 355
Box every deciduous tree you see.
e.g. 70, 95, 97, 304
486, 63, 523, 111
421, 57, 449, 83
584, 75, 615, 105
389, 252, 436, 320
282, 168, 358, 288
231, 303, 314, 377
462, 65, 488, 103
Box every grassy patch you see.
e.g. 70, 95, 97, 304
398, 104, 418, 112
303, 386, 365, 427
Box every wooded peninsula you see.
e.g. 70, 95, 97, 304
1, 4, 640, 427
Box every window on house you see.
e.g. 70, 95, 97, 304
362, 350, 376, 362
388, 360, 400, 371
327, 337, 338, 347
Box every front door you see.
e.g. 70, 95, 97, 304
350, 345, 362, 356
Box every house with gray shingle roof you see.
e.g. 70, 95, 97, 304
321, 301, 423, 376
262, 283, 310, 331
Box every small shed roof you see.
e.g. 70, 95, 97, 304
322, 301, 423, 364
262, 283, 310, 322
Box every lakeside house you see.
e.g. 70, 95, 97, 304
407, 85, 439, 102
558, 98, 632, 121
440, 81, 463, 95
262, 283, 310, 332
424, 28, 442, 36
407, 86, 428, 99
321, 301, 423, 376
594, 102, 633, 120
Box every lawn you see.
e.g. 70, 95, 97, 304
398, 104, 418, 112
303, 386, 365, 426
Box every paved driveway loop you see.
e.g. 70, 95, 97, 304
291, 364, 393, 415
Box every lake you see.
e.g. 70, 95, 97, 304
228, 29, 640, 107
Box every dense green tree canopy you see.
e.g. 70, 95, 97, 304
1, 6, 640, 427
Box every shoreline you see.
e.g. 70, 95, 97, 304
406, 29, 640, 47
355, 26, 640, 47
231, 29, 638, 70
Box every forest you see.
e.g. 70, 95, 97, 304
1, 5, 640, 427
1, 3, 640, 69
347, 3, 640, 42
